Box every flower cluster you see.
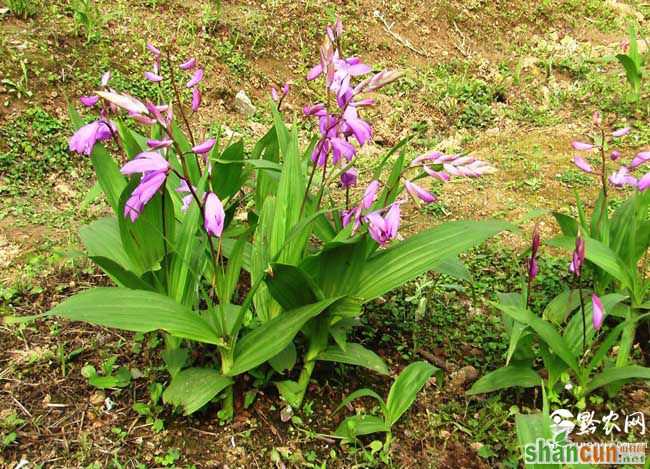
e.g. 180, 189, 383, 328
572, 123, 649, 192
303, 20, 401, 168
69, 44, 223, 237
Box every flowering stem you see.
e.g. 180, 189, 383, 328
316, 157, 329, 209
600, 128, 608, 200
165, 50, 196, 147
299, 162, 319, 217
576, 281, 587, 355
525, 273, 533, 311
345, 186, 350, 210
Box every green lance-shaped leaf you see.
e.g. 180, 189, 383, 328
8, 288, 223, 345
357, 220, 511, 301
467, 366, 542, 395
163, 368, 233, 415
317, 343, 389, 375
80, 217, 136, 273
228, 297, 339, 376
264, 263, 323, 310
90, 143, 126, 214
495, 303, 580, 375
335, 415, 388, 440
547, 235, 633, 291
211, 140, 244, 199
385, 361, 436, 426
516, 413, 560, 469
585, 366, 650, 395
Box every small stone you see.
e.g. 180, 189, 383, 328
448, 365, 479, 390
89, 391, 105, 406
234, 90, 256, 117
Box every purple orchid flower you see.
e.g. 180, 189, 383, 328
612, 127, 630, 138
124, 171, 167, 222
404, 180, 436, 204
630, 151, 650, 169
340, 168, 358, 188
180, 57, 197, 70
80, 95, 99, 107
146, 42, 161, 57
186, 69, 204, 88
96, 91, 149, 115
528, 226, 541, 280
191, 87, 201, 112
147, 139, 173, 150
366, 203, 401, 246
638, 173, 650, 191
100, 71, 111, 87
610, 150, 621, 161
144, 71, 163, 82
69, 120, 116, 156
204, 192, 225, 237
176, 180, 195, 212
192, 138, 216, 154
341, 106, 372, 146
572, 141, 595, 151
573, 156, 593, 173
330, 137, 356, 164
121, 151, 170, 175
592, 294, 605, 330
121, 152, 171, 222
609, 166, 637, 188
569, 235, 585, 277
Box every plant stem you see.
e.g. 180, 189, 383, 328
299, 162, 318, 217
577, 283, 587, 355
165, 50, 196, 147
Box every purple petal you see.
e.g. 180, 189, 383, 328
630, 151, 650, 169
204, 192, 225, 237
68, 121, 115, 156
610, 150, 621, 161
609, 166, 637, 188
384, 203, 401, 240
612, 127, 630, 138
572, 141, 594, 151
191, 87, 202, 112
96, 91, 148, 115
340, 168, 358, 188
192, 138, 216, 154
330, 137, 356, 164
404, 180, 436, 204
307, 63, 323, 80
144, 71, 163, 82
361, 180, 380, 209
573, 156, 593, 173
100, 71, 111, 87
121, 151, 169, 175
180, 57, 197, 70
80, 95, 99, 107
186, 68, 204, 88
638, 172, 650, 191
592, 294, 605, 330
146, 42, 161, 56
423, 166, 450, 182
147, 139, 173, 149
347, 63, 372, 76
